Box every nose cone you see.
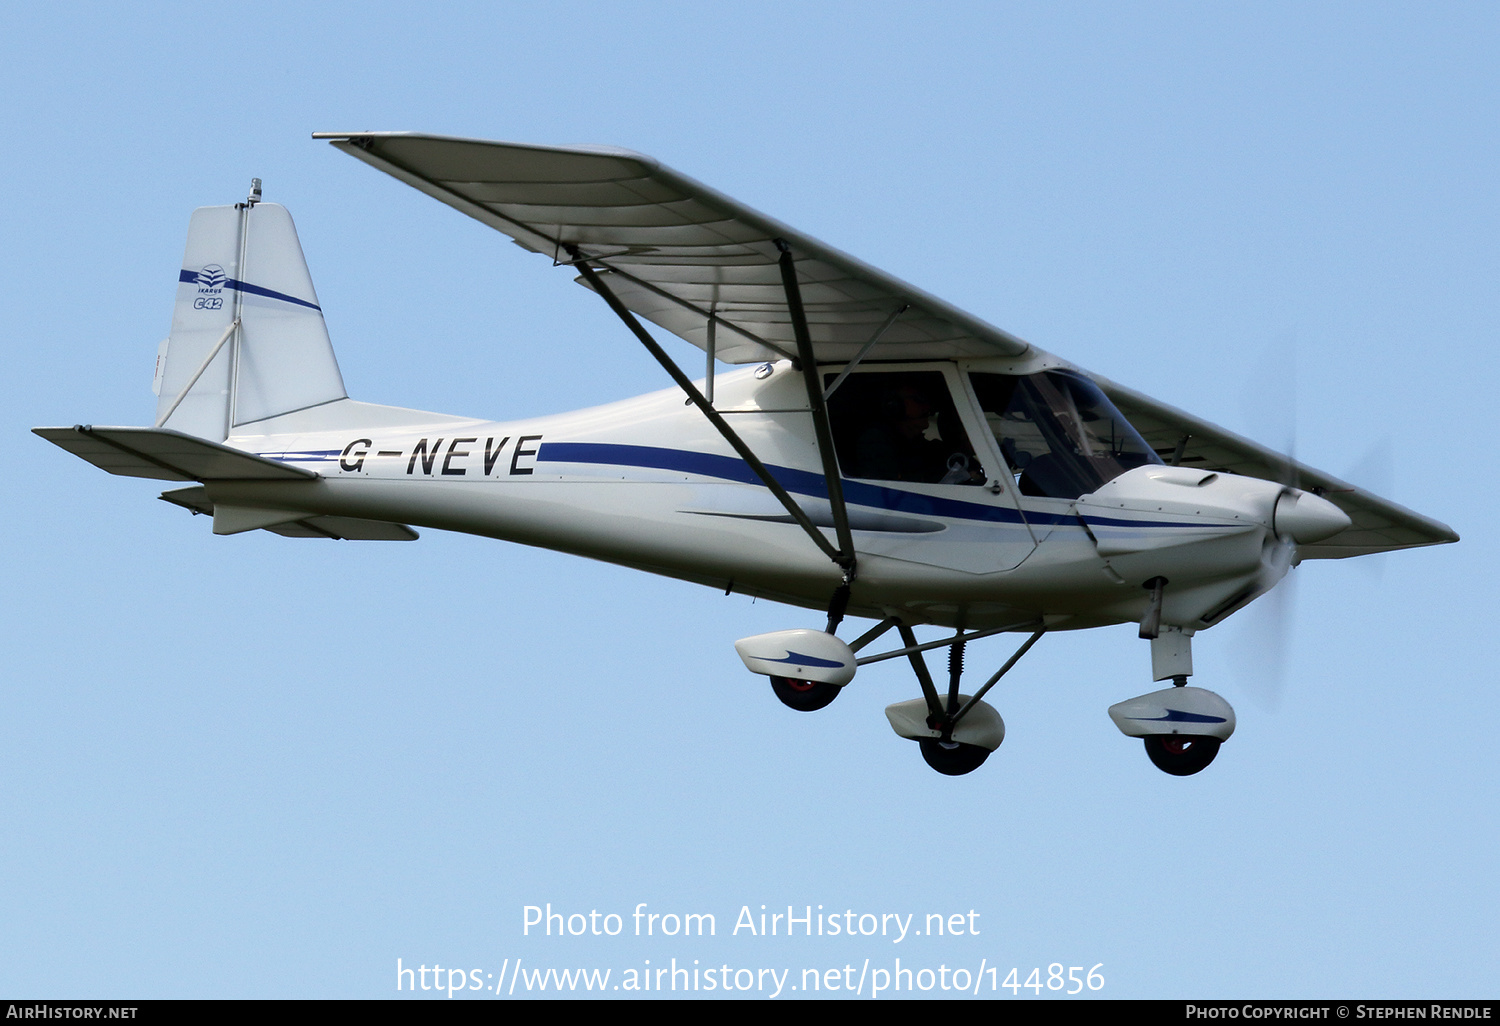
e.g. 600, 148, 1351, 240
1273, 490, 1352, 544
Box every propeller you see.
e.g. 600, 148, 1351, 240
1342, 435, 1395, 581
1229, 538, 1297, 711
1230, 331, 1301, 710
1223, 332, 1381, 709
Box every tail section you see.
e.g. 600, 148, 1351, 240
38, 184, 425, 543
154, 186, 346, 440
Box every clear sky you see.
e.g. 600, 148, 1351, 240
3, 1, 1495, 1000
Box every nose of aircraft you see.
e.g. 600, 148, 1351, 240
1273, 489, 1352, 544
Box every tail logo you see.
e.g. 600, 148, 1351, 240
194, 265, 228, 292
191, 265, 227, 309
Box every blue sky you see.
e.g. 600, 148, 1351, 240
2, 2, 1496, 999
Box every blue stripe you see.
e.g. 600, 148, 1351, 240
259, 450, 342, 462
1133, 709, 1228, 724
179, 269, 322, 311
764, 650, 847, 669
537, 442, 1221, 531
540, 441, 1037, 525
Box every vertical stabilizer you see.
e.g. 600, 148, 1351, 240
155, 198, 347, 440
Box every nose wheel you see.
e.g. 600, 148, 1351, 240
1110, 677, 1235, 777
1143, 734, 1221, 776
770, 675, 841, 712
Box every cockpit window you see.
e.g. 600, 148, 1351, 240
969, 370, 1161, 499
824, 371, 986, 486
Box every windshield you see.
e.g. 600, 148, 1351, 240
968, 370, 1161, 499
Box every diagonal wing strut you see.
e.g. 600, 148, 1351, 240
568, 242, 858, 621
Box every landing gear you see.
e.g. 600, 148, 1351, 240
742, 619, 1048, 777
919, 738, 991, 776
1105, 622, 1235, 776
1109, 681, 1236, 777
883, 629, 1045, 776
736, 628, 857, 711
1143, 734, 1221, 776
770, 675, 841, 712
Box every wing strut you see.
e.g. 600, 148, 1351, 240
822, 303, 908, 400
776, 240, 857, 586
568, 247, 848, 571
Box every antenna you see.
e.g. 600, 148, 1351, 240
246, 178, 262, 206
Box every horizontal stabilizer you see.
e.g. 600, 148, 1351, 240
213, 505, 306, 535
159, 486, 417, 541
34, 426, 315, 482
265, 517, 418, 541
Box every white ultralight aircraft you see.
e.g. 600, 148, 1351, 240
37, 133, 1458, 778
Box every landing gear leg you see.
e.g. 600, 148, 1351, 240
763, 578, 859, 712
910, 631, 993, 775
824, 580, 851, 635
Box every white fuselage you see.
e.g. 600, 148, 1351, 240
220, 360, 1315, 632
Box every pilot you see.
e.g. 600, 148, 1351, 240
856, 384, 981, 485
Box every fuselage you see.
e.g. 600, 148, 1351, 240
220, 359, 1337, 632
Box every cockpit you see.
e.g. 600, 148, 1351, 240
968, 370, 1161, 499
824, 367, 1160, 499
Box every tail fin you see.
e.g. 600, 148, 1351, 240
154, 191, 347, 441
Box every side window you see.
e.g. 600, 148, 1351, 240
824, 371, 985, 486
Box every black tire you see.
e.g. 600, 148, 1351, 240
919, 738, 991, 776
769, 676, 841, 712
1143, 734, 1221, 776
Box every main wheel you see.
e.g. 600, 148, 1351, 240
770, 676, 841, 712
919, 738, 991, 776
1143, 734, 1221, 776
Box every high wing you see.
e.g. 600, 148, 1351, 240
317, 131, 1457, 558
313, 131, 1030, 365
